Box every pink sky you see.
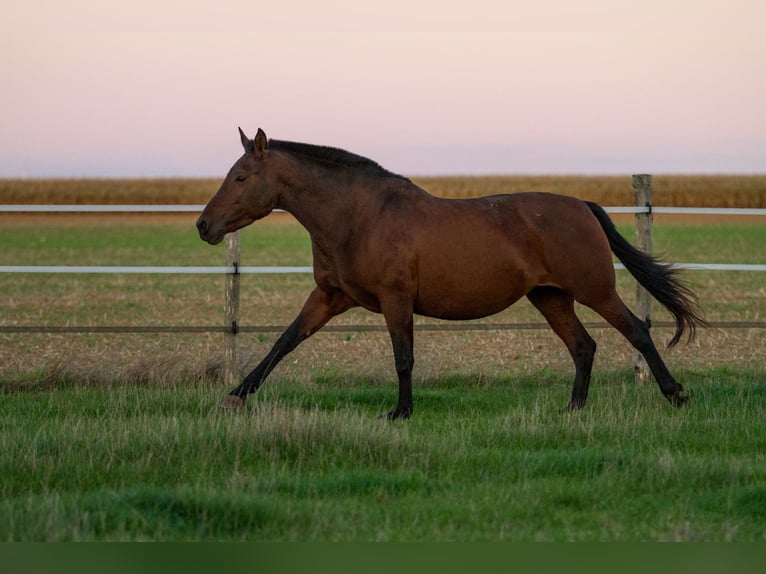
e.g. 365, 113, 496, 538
2, 0, 765, 177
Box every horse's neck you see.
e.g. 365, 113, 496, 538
272, 152, 421, 250
276, 169, 358, 248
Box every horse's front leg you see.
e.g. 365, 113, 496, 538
221, 287, 355, 409
381, 298, 415, 420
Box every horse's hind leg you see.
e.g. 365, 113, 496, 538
527, 287, 597, 410
585, 292, 687, 407
380, 296, 415, 420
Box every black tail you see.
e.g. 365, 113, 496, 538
586, 201, 707, 347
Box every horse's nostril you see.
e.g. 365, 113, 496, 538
197, 218, 208, 233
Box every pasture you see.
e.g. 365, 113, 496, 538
1, 177, 765, 540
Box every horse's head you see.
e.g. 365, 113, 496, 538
196, 127, 278, 245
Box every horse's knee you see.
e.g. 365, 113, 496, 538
394, 350, 414, 377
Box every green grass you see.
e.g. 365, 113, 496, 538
1, 368, 765, 541
650, 223, 766, 264
0, 216, 312, 267
2, 217, 764, 266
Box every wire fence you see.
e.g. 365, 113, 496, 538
1, 321, 763, 335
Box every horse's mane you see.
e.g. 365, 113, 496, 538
269, 139, 408, 181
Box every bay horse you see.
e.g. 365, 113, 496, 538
196, 128, 706, 419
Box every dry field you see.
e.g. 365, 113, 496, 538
1, 175, 766, 207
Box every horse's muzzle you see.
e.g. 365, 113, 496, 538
196, 216, 223, 245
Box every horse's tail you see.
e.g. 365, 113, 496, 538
585, 201, 707, 347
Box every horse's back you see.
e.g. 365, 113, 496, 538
415, 191, 608, 269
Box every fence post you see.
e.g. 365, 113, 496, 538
223, 230, 241, 387
632, 174, 653, 384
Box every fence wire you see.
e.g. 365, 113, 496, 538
2, 321, 764, 335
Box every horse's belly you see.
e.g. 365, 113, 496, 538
414, 267, 530, 320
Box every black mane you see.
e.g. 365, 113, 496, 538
269, 139, 408, 181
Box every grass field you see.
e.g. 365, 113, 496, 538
2, 370, 766, 541
1, 177, 765, 541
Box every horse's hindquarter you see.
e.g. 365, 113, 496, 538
512, 193, 617, 300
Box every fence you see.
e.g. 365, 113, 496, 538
2, 175, 765, 384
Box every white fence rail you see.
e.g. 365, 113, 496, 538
3, 204, 766, 215
0, 265, 315, 274
2, 263, 765, 274
0, 204, 206, 213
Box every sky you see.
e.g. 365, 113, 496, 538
2, 0, 765, 177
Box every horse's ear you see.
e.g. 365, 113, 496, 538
238, 127, 255, 154
254, 128, 268, 157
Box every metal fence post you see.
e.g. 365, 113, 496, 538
632, 174, 653, 384
224, 230, 241, 386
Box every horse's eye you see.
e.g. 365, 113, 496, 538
235, 175, 248, 183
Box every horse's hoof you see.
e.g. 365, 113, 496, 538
380, 407, 412, 420
219, 395, 246, 410
669, 392, 689, 408
564, 400, 585, 413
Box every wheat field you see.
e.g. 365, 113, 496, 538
1, 175, 765, 207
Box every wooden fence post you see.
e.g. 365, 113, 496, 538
632, 174, 653, 384
223, 230, 241, 387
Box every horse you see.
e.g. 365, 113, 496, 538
196, 128, 706, 419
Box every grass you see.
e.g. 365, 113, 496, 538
1, 367, 765, 541
1, 177, 765, 540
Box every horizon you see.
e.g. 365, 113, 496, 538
4, 172, 766, 181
